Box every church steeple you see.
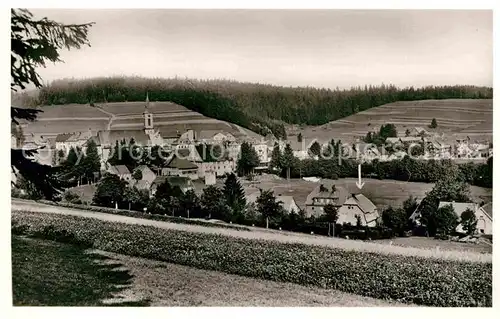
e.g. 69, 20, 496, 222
144, 92, 154, 133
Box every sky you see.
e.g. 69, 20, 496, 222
29, 9, 493, 89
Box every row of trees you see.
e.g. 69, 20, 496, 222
278, 142, 492, 188
34, 76, 493, 139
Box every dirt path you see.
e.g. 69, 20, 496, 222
95, 106, 116, 131
11, 199, 491, 263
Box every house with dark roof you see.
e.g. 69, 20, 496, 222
305, 182, 349, 217
337, 193, 379, 227
150, 175, 195, 195
108, 165, 132, 182
162, 154, 199, 180
134, 165, 156, 184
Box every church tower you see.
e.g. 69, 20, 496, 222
143, 92, 154, 135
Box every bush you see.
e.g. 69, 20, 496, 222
12, 211, 492, 307
36, 200, 250, 231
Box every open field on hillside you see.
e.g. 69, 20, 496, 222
34, 104, 111, 119
22, 120, 110, 136
99, 101, 190, 115
288, 99, 493, 144
11, 210, 492, 306
242, 177, 492, 210
21, 100, 262, 139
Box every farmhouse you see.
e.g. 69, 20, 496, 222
399, 136, 422, 144
150, 175, 194, 195
131, 165, 156, 190
197, 159, 236, 178
305, 183, 349, 217
337, 193, 379, 227
55, 129, 96, 152
246, 191, 301, 214
438, 201, 493, 235
162, 154, 199, 180
197, 130, 236, 144
107, 165, 132, 182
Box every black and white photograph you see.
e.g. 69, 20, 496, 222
8, 5, 494, 308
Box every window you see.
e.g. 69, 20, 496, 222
480, 229, 485, 234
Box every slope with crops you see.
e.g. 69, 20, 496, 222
12, 210, 492, 307
27, 76, 493, 139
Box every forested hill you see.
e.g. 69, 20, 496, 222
33, 76, 492, 139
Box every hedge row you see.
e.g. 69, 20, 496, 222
11, 210, 492, 307
35, 200, 250, 232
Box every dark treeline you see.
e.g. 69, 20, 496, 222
289, 156, 492, 188
34, 77, 492, 139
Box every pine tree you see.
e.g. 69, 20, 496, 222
11, 9, 94, 200
297, 133, 303, 143
270, 142, 282, 171
83, 139, 100, 183
237, 142, 260, 176
430, 118, 438, 128
223, 173, 246, 217
281, 143, 295, 180
309, 141, 321, 157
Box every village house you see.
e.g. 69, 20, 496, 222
252, 139, 270, 165
150, 175, 195, 196
226, 141, 242, 160
197, 159, 236, 178
427, 139, 453, 158
438, 201, 493, 235
197, 130, 236, 144
305, 183, 350, 217
351, 143, 383, 163
337, 193, 379, 227
247, 191, 301, 214
304, 183, 380, 226
162, 154, 199, 180
131, 165, 157, 190
107, 164, 132, 182
55, 129, 95, 152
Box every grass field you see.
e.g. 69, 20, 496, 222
11, 236, 147, 306
21, 100, 262, 139
288, 99, 493, 144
